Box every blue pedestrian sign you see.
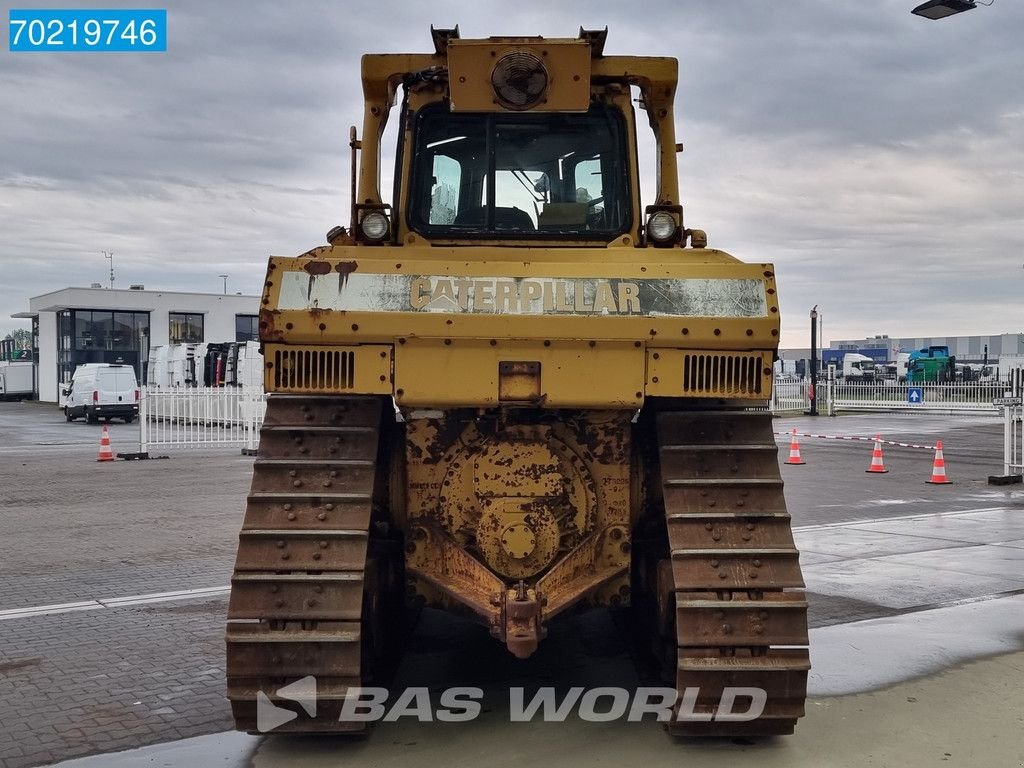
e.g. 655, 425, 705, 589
907, 387, 924, 404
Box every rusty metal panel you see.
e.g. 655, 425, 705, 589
667, 514, 796, 551
226, 394, 395, 734
671, 548, 805, 590
225, 623, 361, 676
233, 530, 368, 572
227, 675, 360, 702
248, 459, 376, 495
256, 426, 378, 462
405, 521, 505, 619
658, 410, 771, 445
403, 411, 633, 622
242, 496, 372, 532
653, 407, 809, 734
227, 573, 364, 621
659, 446, 780, 481
675, 592, 808, 647
661, 484, 788, 518
260, 394, 382, 428
537, 526, 630, 616
677, 650, 810, 708
498, 361, 541, 402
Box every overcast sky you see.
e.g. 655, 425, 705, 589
2, 0, 1021, 348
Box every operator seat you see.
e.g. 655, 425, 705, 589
453, 206, 535, 230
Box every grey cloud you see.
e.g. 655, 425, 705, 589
2, 0, 1022, 346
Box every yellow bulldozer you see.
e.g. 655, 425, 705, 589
226, 26, 809, 737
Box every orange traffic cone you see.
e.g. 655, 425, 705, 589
785, 428, 805, 465
866, 434, 888, 473
97, 425, 114, 462
927, 440, 952, 484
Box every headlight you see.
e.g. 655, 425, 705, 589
646, 211, 678, 243
360, 211, 390, 242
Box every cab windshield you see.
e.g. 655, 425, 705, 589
407, 104, 631, 240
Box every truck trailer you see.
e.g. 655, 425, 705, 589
0, 361, 35, 400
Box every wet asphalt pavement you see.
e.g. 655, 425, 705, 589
1, 403, 1022, 767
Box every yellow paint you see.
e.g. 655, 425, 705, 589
262, 343, 392, 395
446, 39, 592, 113
394, 339, 644, 408
263, 252, 781, 364
646, 348, 774, 399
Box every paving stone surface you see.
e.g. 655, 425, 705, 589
0, 402, 1019, 767
0, 403, 246, 768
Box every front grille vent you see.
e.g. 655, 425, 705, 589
273, 348, 355, 391
682, 353, 763, 396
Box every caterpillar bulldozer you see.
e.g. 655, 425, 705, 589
226, 26, 809, 737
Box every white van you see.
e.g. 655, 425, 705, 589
63, 364, 140, 423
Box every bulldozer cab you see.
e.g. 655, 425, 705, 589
352, 27, 691, 250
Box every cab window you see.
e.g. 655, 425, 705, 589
408, 104, 631, 240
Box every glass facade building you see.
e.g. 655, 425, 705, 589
235, 314, 259, 342
169, 312, 204, 344
57, 309, 150, 385
19, 287, 261, 402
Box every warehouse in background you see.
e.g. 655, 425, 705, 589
828, 334, 1024, 365
13, 286, 259, 403
780, 333, 1024, 379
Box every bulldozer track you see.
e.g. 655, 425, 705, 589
656, 409, 809, 736
226, 394, 401, 733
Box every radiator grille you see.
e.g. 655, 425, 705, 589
273, 348, 355, 391
682, 353, 763, 397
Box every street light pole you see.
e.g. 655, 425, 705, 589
218, 274, 228, 295
103, 251, 114, 289
809, 306, 819, 416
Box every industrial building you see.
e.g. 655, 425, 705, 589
828, 334, 1022, 364
13, 286, 260, 403
779, 333, 1024, 377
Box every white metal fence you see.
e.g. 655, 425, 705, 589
770, 379, 811, 413
767, 376, 1022, 416
139, 387, 266, 453
828, 380, 1009, 415
135, 377, 1022, 456
1001, 403, 1023, 479
998, 369, 1024, 479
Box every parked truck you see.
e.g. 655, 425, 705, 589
956, 363, 994, 382
879, 352, 910, 383
842, 353, 877, 380
146, 341, 263, 389
907, 345, 955, 383
0, 360, 35, 400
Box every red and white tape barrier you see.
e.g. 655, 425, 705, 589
774, 431, 937, 450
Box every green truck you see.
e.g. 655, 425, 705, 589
906, 345, 956, 383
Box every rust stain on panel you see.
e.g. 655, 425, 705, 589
303, 260, 333, 276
